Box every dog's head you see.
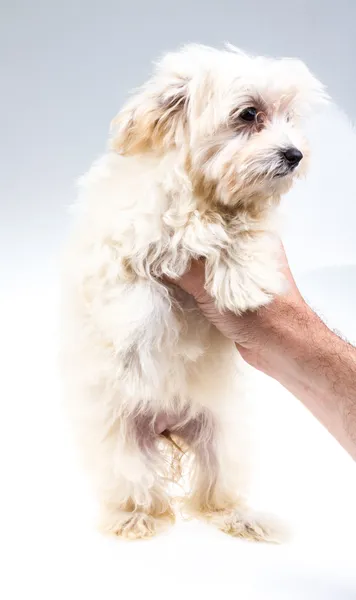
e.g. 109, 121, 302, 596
111, 45, 327, 211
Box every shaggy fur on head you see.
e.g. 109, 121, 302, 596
61, 44, 326, 541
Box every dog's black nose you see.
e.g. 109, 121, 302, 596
283, 147, 303, 166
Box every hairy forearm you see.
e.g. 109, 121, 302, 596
251, 301, 356, 459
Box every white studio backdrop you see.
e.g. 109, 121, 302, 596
1, 5, 356, 594
283, 103, 356, 273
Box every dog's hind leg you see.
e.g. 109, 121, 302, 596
175, 332, 286, 543
175, 409, 285, 543
73, 388, 175, 539
62, 276, 180, 539
98, 414, 175, 539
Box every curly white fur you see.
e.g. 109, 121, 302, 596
61, 44, 326, 541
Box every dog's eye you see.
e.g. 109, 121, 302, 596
240, 107, 257, 122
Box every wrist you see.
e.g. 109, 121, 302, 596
261, 300, 317, 379
239, 296, 315, 380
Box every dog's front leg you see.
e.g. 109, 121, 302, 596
205, 233, 285, 314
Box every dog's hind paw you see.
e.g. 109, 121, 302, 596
99, 509, 175, 540
202, 508, 290, 544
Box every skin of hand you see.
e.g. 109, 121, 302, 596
172, 245, 304, 373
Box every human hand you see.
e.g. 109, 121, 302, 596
172, 243, 308, 375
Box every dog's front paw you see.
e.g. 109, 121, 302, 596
206, 259, 285, 314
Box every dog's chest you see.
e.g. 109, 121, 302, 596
164, 283, 212, 364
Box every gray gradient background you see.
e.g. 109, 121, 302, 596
2, 3, 356, 598
1, 0, 356, 285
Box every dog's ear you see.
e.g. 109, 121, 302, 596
110, 75, 189, 155
280, 58, 329, 116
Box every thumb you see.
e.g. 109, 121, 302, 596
173, 259, 210, 302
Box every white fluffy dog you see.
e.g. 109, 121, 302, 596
61, 45, 326, 541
